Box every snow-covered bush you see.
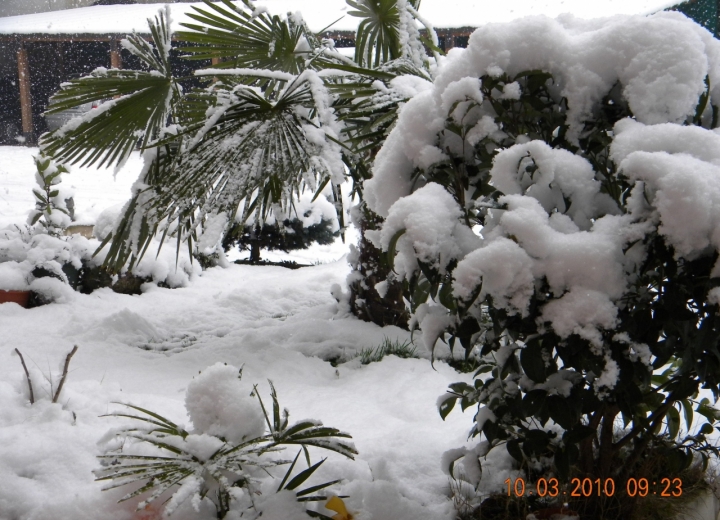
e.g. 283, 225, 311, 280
27, 154, 73, 236
365, 11, 720, 517
222, 192, 340, 263
96, 363, 357, 519
0, 225, 90, 301
0, 220, 200, 303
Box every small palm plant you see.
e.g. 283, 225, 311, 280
40, 0, 441, 277
96, 380, 357, 519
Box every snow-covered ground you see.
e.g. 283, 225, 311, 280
0, 145, 505, 519
0, 147, 137, 230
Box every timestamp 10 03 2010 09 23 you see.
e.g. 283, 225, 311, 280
505, 477, 683, 498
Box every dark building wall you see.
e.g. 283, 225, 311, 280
668, 0, 719, 35
0, 38, 211, 143
27, 41, 110, 136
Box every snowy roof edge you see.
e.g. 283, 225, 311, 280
0, 0, 684, 37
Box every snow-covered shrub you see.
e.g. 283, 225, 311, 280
0, 221, 199, 302
27, 154, 73, 236
365, 11, 720, 517
96, 363, 357, 519
0, 225, 92, 301
222, 192, 340, 263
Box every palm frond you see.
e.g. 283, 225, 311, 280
177, 0, 318, 79
329, 59, 431, 187
153, 73, 342, 232
97, 384, 356, 515
40, 7, 180, 168
97, 143, 176, 273
347, 0, 402, 67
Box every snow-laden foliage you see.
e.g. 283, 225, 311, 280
0, 226, 86, 299
39, 0, 441, 278
366, 11, 720, 516
222, 191, 340, 263
27, 154, 73, 236
96, 363, 357, 519
0, 220, 199, 301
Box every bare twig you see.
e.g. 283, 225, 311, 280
14, 348, 34, 404
52, 345, 78, 404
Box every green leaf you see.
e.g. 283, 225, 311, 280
284, 458, 326, 491
554, 446, 570, 481
697, 400, 720, 422
347, 0, 402, 67
681, 399, 693, 430
41, 9, 178, 168
178, 0, 315, 76
386, 228, 406, 272
507, 439, 523, 462
438, 281, 456, 311
562, 424, 595, 444
438, 394, 457, 420
521, 339, 547, 384
547, 395, 576, 430
667, 406, 680, 440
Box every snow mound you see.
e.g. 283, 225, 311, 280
184, 362, 266, 444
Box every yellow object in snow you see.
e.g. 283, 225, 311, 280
325, 496, 353, 520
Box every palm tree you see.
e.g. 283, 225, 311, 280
42, 0, 440, 323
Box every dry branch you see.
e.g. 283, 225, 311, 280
14, 348, 34, 404
53, 345, 78, 403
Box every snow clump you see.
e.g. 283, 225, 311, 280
366, 11, 720, 217
184, 362, 266, 444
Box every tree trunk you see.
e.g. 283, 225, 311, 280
250, 241, 261, 263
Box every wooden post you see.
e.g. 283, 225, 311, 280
17, 44, 33, 143
444, 30, 455, 52
110, 38, 122, 69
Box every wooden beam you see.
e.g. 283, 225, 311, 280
17, 45, 33, 141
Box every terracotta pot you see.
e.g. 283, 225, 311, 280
64, 224, 94, 238
0, 290, 31, 308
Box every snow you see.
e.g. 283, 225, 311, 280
0, 0, 681, 35
0, 146, 481, 519
540, 288, 619, 348
367, 11, 720, 218
373, 182, 467, 279
255, 490, 309, 520
0, 257, 476, 519
452, 237, 534, 315
363, 11, 720, 362
3, 2, 720, 516
612, 119, 720, 275
184, 362, 265, 444
0, 147, 138, 230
